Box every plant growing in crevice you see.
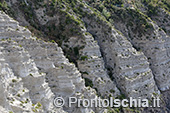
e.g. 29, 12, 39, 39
84, 77, 93, 87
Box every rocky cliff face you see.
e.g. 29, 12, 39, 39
0, 11, 108, 113
0, 0, 170, 113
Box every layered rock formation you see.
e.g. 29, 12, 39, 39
77, 32, 120, 98
0, 0, 170, 112
111, 9, 170, 91
0, 51, 33, 113
0, 11, 107, 113
150, 8, 170, 36
73, 4, 159, 98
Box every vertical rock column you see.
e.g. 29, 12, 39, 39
81, 12, 160, 98
114, 19, 170, 91
77, 32, 120, 97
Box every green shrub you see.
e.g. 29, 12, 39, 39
74, 47, 79, 55
80, 56, 88, 61
12, 79, 17, 83
51, 40, 55, 43
102, 8, 111, 19
84, 78, 93, 87
110, 89, 115, 93
81, 71, 89, 75
35, 102, 42, 109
